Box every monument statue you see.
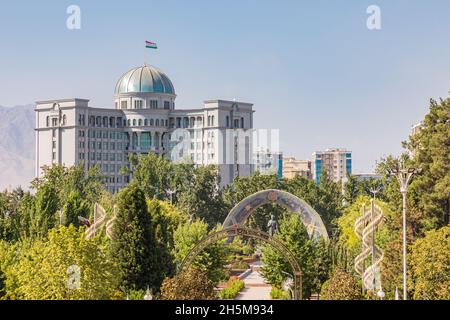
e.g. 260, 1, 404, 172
267, 214, 279, 237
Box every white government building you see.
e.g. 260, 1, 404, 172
35, 63, 255, 193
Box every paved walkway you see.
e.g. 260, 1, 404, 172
236, 269, 271, 300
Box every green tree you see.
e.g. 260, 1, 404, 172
173, 220, 229, 285
61, 190, 90, 227
260, 213, 315, 299
127, 153, 172, 200
176, 165, 228, 227
146, 198, 189, 279
312, 237, 332, 296
14, 225, 119, 300
109, 183, 162, 292
160, 268, 217, 300
405, 97, 450, 234
320, 268, 362, 300
410, 225, 450, 300
32, 184, 59, 238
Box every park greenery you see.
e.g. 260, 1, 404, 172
0, 96, 448, 300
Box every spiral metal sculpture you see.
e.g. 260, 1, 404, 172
354, 200, 384, 291
85, 204, 115, 239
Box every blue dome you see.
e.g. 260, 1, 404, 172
115, 64, 175, 95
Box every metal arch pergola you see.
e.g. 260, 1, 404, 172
178, 225, 303, 300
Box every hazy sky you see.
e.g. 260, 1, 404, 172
1, 1, 449, 173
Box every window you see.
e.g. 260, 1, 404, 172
134, 100, 143, 109
97, 142, 102, 149
120, 101, 127, 109
111, 142, 115, 150
103, 142, 108, 150
156, 119, 160, 127
150, 100, 158, 109
226, 116, 230, 128
144, 119, 148, 126
241, 117, 244, 128
46, 116, 50, 127
164, 101, 170, 109
103, 131, 108, 138
110, 153, 115, 161
52, 118, 58, 126
103, 153, 108, 161
138, 119, 142, 126
150, 119, 154, 126
127, 119, 131, 127
97, 153, 101, 160
97, 131, 102, 139
132, 119, 136, 126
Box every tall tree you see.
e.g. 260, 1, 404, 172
405, 97, 450, 234
410, 225, 450, 300
109, 183, 162, 291
260, 213, 315, 299
32, 184, 59, 238
176, 165, 228, 227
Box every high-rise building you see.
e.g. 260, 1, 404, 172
282, 157, 311, 179
311, 148, 352, 184
35, 64, 254, 192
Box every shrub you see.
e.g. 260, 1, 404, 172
320, 268, 362, 300
220, 278, 245, 299
160, 268, 217, 300
270, 287, 290, 300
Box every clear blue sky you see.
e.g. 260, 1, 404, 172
1, 0, 449, 172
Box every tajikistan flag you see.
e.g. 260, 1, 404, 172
145, 40, 157, 49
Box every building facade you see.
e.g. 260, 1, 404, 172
282, 157, 311, 179
311, 148, 352, 184
35, 64, 254, 192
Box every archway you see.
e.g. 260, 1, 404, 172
178, 225, 303, 300
223, 189, 329, 240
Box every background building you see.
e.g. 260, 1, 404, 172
311, 148, 352, 184
282, 157, 311, 179
35, 64, 254, 192
254, 149, 283, 178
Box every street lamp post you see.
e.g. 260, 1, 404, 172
388, 160, 420, 301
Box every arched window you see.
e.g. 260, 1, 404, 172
133, 119, 136, 126
62, 114, 67, 125
103, 116, 108, 127
150, 119, 154, 126
156, 119, 160, 127
144, 119, 148, 126
109, 117, 115, 128
127, 119, 131, 127
138, 119, 142, 126
96, 116, 101, 127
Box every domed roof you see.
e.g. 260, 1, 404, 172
114, 64, 175, 95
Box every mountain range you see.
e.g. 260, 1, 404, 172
0, 104, 35, 191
